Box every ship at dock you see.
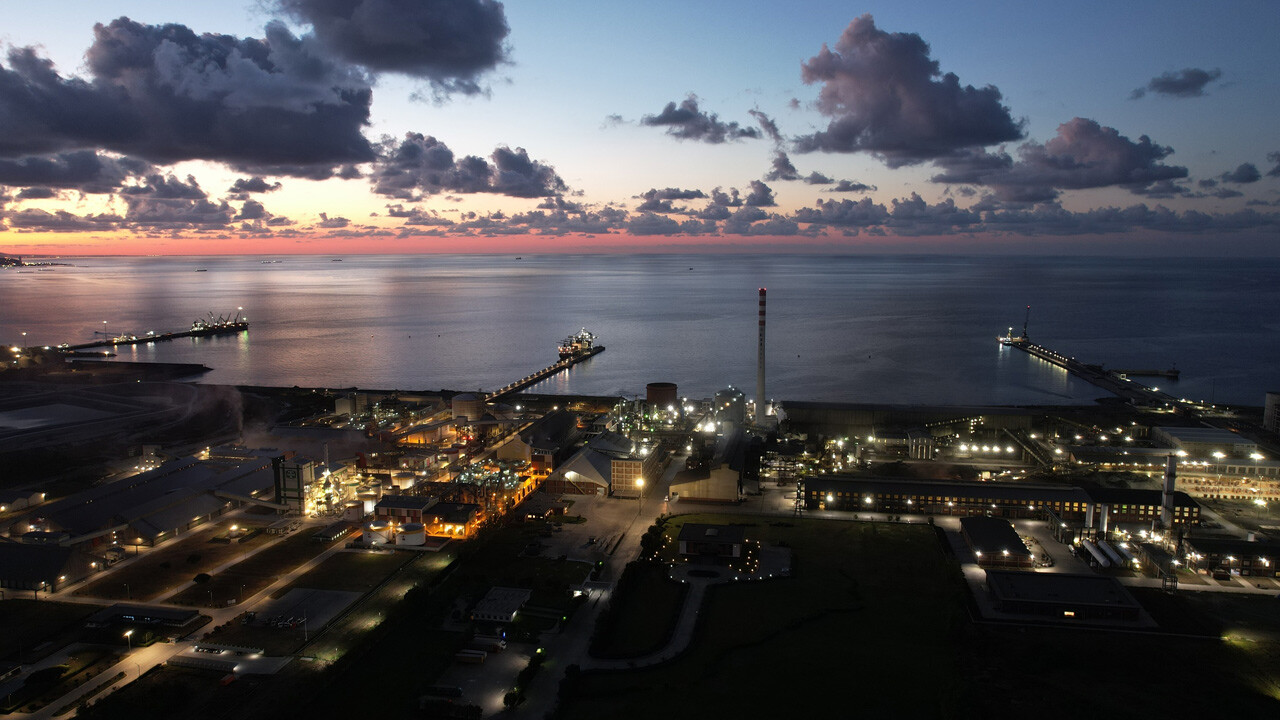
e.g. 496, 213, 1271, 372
558, 329, 596, 359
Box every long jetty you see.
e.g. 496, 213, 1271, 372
1001, 337, 1181, 407
486, 346, 605, 402
63, 320, 248, 351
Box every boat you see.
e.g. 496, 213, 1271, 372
558, 329, 596, 359
195, 268, 208, 272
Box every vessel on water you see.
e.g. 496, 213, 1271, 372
558, 329, 596, 359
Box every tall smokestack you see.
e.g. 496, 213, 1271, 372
1160, 454, 1177, 528
756, 288, 766, 425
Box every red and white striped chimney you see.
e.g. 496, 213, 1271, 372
757, 288, 766, 425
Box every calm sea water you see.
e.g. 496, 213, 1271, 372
2, 254, 1277, 407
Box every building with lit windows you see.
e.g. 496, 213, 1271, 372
801, 476, 1200, 529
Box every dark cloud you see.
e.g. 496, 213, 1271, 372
5, 208, 120, 232
121, 174, 208, 200
640, 96, 761, 143
0, 18, 375, 176
744, 180, 775, 207
123, 195, 233, 229
277, 0, 509, 95
748, 109, 783, 144
1128, 179, 1189, 199
826, 179, 876, 193
794, 14, 1024, 166
1221, 163, 1261, 184
1131, 67, 1222, 99
370, 133, 566, 200
1268, 152, 1280, 178
802, 171, 832, 185
234, 199, 268, 221
15, 187, 58, 200
793, 197, 890, 228
930, 118, 1188, 201
317, 212, 350, 228
0, 151, 147, 193
635, 187, 706, 213
764, 152, 799, 181
229, 176, 283, 194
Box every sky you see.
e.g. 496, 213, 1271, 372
0, 0, 1278, 255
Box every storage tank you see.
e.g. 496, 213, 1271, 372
398, 522, 426, 546
393, 472, 416, 491
714, 387, 746, 425
452, 393, 484, 421
358, 492, 379, 515
646, 382, 678, 408
343, 501, 363, 522
364, 521, 391, 545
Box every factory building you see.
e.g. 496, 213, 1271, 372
959, 516, 1033, 569
374, 495, 438, 524
0, 543, 102, 594
801, 476, 1200, 529
494, 410, 581, 472
1150, 426, 1259, 457
1266, 392, 1280, 432
715, 387, 746, 426
542, 431, 661, 497
2, 447, 282, 551
1182, 537, 1280, 578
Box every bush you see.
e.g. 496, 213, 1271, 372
193, 573, 211, 584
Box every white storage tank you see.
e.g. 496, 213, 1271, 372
393, 472, 416, 491
358, 492, 379, 515
364, 521, 391, 545
398, 522, 426, 546
343, 501, 363, 522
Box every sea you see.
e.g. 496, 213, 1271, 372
2, 254, 1277, 408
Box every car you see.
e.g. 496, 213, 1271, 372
587, 536, 596, 545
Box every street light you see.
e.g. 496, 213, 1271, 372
124, 629, 133, 651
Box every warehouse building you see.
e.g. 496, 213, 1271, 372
1182, 537, 1280, 578
960, 516, 1033, 569
984, 570, 1143, 622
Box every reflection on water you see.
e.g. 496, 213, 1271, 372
1, 254, 1276, 406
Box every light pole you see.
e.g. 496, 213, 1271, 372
124, 629, 133, 652
123, 583, 130, 600
636, 478, 645, 519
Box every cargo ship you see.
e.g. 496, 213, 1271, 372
558, 329, 596, 359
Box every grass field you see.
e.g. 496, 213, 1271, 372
589, 560, 687, 658
558, 515, 967, 719
0, 600, 104, 662
277, 549, 416, 595
168, 532, 339, 607
74, 520, 274, 601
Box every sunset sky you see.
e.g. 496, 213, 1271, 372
1, 1, 1278, 255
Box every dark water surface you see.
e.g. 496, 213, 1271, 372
3, 254, 1276, 406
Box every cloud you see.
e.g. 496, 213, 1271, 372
1268, 152, 1280, 178
229, 176, 283, 194
317, 212, 350, 228
234, 199, 268, 221
794, 14, 1024, 166
930, 118, 1188, 201
0, 151, 148, 193
793, 197, 890, 228
640, 96, 761, 143
1220, 163, 1261, 184
635, 187, 706, 212
1131, 67, 1222, 99
277, 0, 509, 95
748, 109, 783, 144
370, 133, 566, 200
826, 179, 876, 193
0, 18, 375, 176
5, 208, 121, 232
764, 151, 799, 181
744, 180, 775, 207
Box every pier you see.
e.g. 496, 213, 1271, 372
486, 345, 605, 402
61, 317, 249, 352
1000, 337, 1180, 407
